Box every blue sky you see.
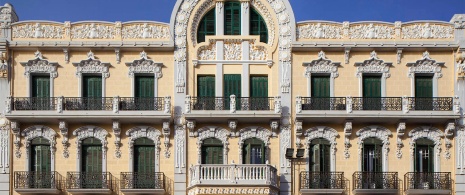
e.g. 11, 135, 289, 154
2, 0, 465, 23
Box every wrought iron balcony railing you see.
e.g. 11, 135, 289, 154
189, 164, 278, 187
187, 96, 281, 113
238, 97, 274, 110
67, 172, 112, 190
120, 172, 165, 190
404, 172, 451, 190
300, 171, 344, 189
119, 97, 164, 111
408, 97, 453, 111
352, 97, 402, 111
300, 97, 346, 110
14, 171, 63, 190
64, 97, 113, 111
10, 97, 57, 111
353, 172, 398, 190
191, 97, 227, 110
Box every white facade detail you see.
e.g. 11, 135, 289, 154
196, 126, 230, 164
21, 125, 57, 171
355, 51, 393, 97
237, 126, 272, 164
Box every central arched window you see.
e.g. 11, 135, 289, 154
414, 138, 434, 173
250, 9, 268, 43
30, 137, 52, 188
309, 138, 330, 172
81, 138, 103, 189
362, 138, 383, 172
133, 138, 156, 189
242, 138, 265, 164
197, 8, 216, 43
201, 138, 223, 164
224, 1, 241, 35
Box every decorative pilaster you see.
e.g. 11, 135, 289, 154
344, 47, 350, 64
11, 121, 20, 158
163, 121, 171, 158
0, 118, 10, 174
396, 121, 406, 159
113, 121, 121, 158
59, 121, 69, 158
444, 121, 455, 160
344, 120, 352, 159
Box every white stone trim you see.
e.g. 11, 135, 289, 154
21, 125, 57, 172
73, 126, 108, 172
72, 51, 111, 97
126, 126, 162, 172
196, 126, 230, 164
303, 51, 341, 97
0, 125, 9, 173
125, 51, 163, 97
408, 126, 444, 172
407, 51, 444, 97
355, 51, 393, 97
20, 51, 58, 97
356, 125, 392, 172
237, 126, 272, 164
304, 126, 338, 172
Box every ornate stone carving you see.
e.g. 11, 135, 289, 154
63, 48, 69, 64
303, 51, 341, 78
407, 51, 444, 78
126, 126, 161, 160
164, 96, 171, 114
228, 120, 238, 137
452, 14, 465, 29
249, 41, 268, 61
122, 23, 170, 39
59, 121, 69, 158
344, 47, 350, 64
297, 23, 343, 39
190, 0, 215, 47
280, 126, 291, 168
250, 0, 275, 46
238, 127, 272, 164
125, 51, 163, 78
22, 125, 57, 159
20, 51, 59, 79
12, 23, 64, 39
175, 125, 186, 172
295, 120, 303, 137
402, 23, 454, 39
304, 126, 338, 157
224, 41, 242, 61
71, 23, 116, 39
270, 120, 279, 137
444, 121, 455, 160
0, 125, 9, 173
349, 23, 395, 39
197, 41, 216, 61
274, 96, 282, 114
355, 51, 392, 78
457, 128, 465, 174
186, 120, 196, 137
396, 48, 403, 64
196, 126, 230, 164
113, 121, 121, 158
356, 126, 392, 164
396, 121, 406, 159
73, 51, 111, 78
408, 126, 443, 164
163, 122, 171, 159
188, 187, 279, 195
11, 121, 20, 158
73, 126, 108, 160
344, 120, 352, 159
114, 48, 120, 64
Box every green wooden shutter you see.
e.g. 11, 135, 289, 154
135, 146, 155, 173
197, 8, 216, 43
311, 76, 330, 98
363, 76, 381, 97
83, 76, 102, 98
82, 138, 102, 173
415, 76, 433, 98
31, 138, 51, 172
32, 76, 50, 98
225, 2, 241, 35
135, 76, 154, 98
224, 74, 241, 110
198, 76, 215, 97
250, 76, 268, 97
243, 138, 265, 164
250, 9, 268, 43
201, 138, 223, 164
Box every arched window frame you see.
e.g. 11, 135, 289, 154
73, 126, 108, 172
196, 126, 229, 164
303, 126, 338, 172
238, 126, 273, 164
21, 125, 57, 172
126, 126, 161, 172
250, 8, 268, 43
356, 125, 392, 172
197, 8, 216, 43
408, 126, 444, 172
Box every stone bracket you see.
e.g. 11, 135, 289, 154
59, 121, 69, 158
396, 120, 406, 159
187, 120, 197, 137
163, 121, 171, 158
11, 121, 20, 158
113, 120, 121, 158
344, 120, 352, 159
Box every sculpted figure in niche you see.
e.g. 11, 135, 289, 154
34, 23, 44, 38
365, 23, 376, 39
422, 23, 432, 39
89, 23, 98, 38
142, 23, 151, 38
314, 23, 324, 38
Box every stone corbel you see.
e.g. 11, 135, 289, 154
115, 48, 121, 64
228, 120, 238, 137
113, 121, 121, 158
163, 121, 171, 158
274, 96, 282, 114
444, 121, 455, 160
164, 96, 171, 114
295, 120, 303, 148
344, 47, 351, 64
187, 120, 196, 137
11, 121, 20, 158
344, 120, 352, 159
267, 60, 273, 67
397, 48, 403, 64
59, 121, 69, 158
63, 48, 69, 64
270, 120, 279, 137
185, 95, 191, 114
396, 121, 406, 159
296, 96, 302, 113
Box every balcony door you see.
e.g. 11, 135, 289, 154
30, 137, 52, 188
242, 138, 265, 164
31, 75, 50, 110
362, 76, 381, 110
133, 138, 156, 189
414, 138, 434, 173
83, 76, 103, 110
81, 138, 103, 189
224, 74, 241, 110
196, 75, 215, 110
311, 76, 330, 110
250, 76, 268, 110
415, 76, 433, 110
308, 139, 331, 189
134, 76, 155, 110
201, 138, 223, 164
362, 138, 383, 172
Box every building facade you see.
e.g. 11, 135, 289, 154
0, 1, 464, 195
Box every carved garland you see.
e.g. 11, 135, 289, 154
20, 51, 59, 79
21, 125, 57, 171
238, 127, 272, 164
356, 126, 392, 170
73, 126, 108, 169
196, 126, 230, 164
408, 126, 443, 172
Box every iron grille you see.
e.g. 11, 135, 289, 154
300, 171, 344, 189
67, 172, 112, 189
408, 97, 453, 111
353, 172, 398, 189
191, 97, 227, 110
64, 97, 113, 111
352, 97, 402, 111
119, 97, 164, 111
120, 172, 165, 189
301, 97, 346, 110
238, 97, 273, 110
404, 172, 451, 190
14, 171, 63, 189
12, 97, 57, 111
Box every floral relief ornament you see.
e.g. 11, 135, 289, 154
297, 23, 343, 39
12, 22, 65, 39
402, 23, 454, 39
121, 23, 170, 39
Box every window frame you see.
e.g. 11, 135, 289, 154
224, 1, 241, 35
250, 8, 268, 43
197, 8, 216, 43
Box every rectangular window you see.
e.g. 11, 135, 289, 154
134, 146, 155, 173
309, 139, 330, 172
224, 1, 241, 35
31, 143, 52, 188
311, 75, 330, 110
415, 145, 434, 173
415, 76, 433, 110
224, 74, 241, 110
31, 75, 51, 110
135, 76, 154, 98
249, 76, 268, 110
83, 76, 102, 98
196, 75, 216, 110
363, 76, 382, 110
362, 144, 382, 172
82, 146, 102, 173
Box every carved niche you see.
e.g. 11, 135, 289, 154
238, 127, 273, 164
303, 51, 341, 78
402, 23, 454, 39
355, 51, 393, 78
406, 51, 444, 78
73, 126, 108, 161
126, 51, 163, 78
73, 51, 111, 78
196, 126, 230, 164
20, 51, 59, 79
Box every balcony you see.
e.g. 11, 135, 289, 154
404, 172, 451, 195
296, 96, 459, 123
66, 172, 113, 194
352, 172, 398, 194
14, 171, 63, 194
5, 96, 171, 123
120, 172, 165, 195
184, 96, 281, 123
300, 171, 345, 195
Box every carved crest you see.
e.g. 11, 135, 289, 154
125, 51, 163, 78
73, 51, 111, 78
407, 51, 444, 78
303, 51, 341, 78
20, 51, 59, 79
355, 51, 392, 78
